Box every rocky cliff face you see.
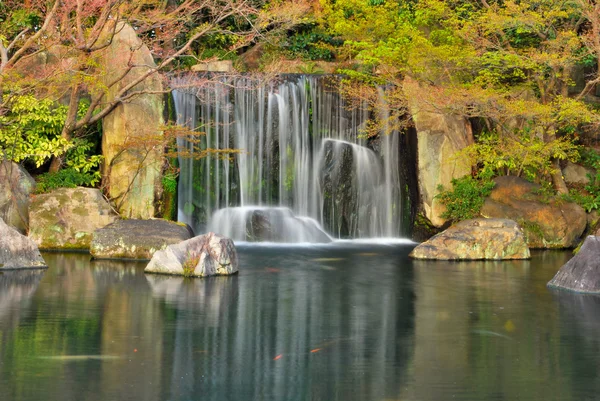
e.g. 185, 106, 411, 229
100, 22, 164, 219
403, 77, 473, 228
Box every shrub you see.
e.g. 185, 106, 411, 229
36, 168, 99, 194
436, 176, 495, 222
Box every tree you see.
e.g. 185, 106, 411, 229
0, 0, 310, 171
321, 0, 600, 192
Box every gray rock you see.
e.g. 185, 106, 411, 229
29, 187, 118, 250
191, 60, 234, 72
0, 161, 35, 234
145, 232, 238, 277
409, 218, 530, 260
562, 162, 594, 185
91, 219, 193, 260
0, 217, 46, 269
548, 236, 600, 293
100, 21, 164, 219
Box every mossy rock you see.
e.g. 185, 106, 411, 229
90, 219, 194, 260
29, 187, 118, 250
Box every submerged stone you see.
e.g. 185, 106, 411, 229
145, 232, 238, 277
209, 207, 332, 243
91, 219, 193, 260
548, 236, 600, 293
0, 217, 46, 269
409, 218, 530, 260
29, 187, 118, 250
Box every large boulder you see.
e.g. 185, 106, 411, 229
0, 218, 46, 269
29, 187, 118, 250
481, 176, 586, 248
409, 218, 530, 260
145, 232, 238, 277
91, 219, 193, 260
0, 161, 36, 234
100, 21, 164, 219
403, 77, 473, 227
548, 236, 600, 293
562, 162, 594, 185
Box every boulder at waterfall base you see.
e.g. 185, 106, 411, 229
0, 218, 46, 269
480, 176, 586, 248
548, 236, 600, 293
91, 219, 193, 259
409, 218, 530, 260
145, 232, 238, 277
29, 187, 118, 250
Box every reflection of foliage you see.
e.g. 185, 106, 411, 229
436, 176, 495, 222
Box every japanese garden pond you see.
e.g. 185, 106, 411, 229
1, 243, 599, 401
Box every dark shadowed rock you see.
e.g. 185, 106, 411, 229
145, 232, 238, 277
0, 161, 35, 234
548, 236, 600, 293
481, 176, 586, 248
91, 219, 193, 260
29, 187, 118, 250
0, 218, 46, 269
409, 218, 530, 260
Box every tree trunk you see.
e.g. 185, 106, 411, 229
551, 159, 568, 195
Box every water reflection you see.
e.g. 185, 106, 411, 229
1, 248, 598, 401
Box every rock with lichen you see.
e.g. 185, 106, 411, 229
145, 232, 238, 277
29, 187, 118, 250
91, 219, 193, 260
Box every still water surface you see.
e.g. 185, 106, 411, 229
0, 245, 599, 401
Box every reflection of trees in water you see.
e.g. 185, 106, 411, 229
1, 248, 416, 401
405, 252, 576, 401
150, 248, 415, 401
0, 269, 45, 337
553, 291, 600, 398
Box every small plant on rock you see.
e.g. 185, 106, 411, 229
436, 176, 495, 222
182, 252, 200, 277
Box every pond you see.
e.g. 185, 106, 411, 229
0, 244, 599, 401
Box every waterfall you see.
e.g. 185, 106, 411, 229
173, 75, 407, 242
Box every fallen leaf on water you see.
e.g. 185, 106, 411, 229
273, 354, 283, 361
310, 348, 322, 353
265, 267, 281, 273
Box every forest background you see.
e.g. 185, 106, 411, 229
2, 0, 600, 224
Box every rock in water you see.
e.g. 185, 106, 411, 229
29, 187, 118, 250
0, 218, 46, 269
409, 218, 530, 260
481, 176, 586, 248
548, 236, 600, 293
91, 219, 193, 260
145, 232, 238, 277
0, 161, 36, 234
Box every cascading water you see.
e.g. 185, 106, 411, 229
173, 75, 408, 242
